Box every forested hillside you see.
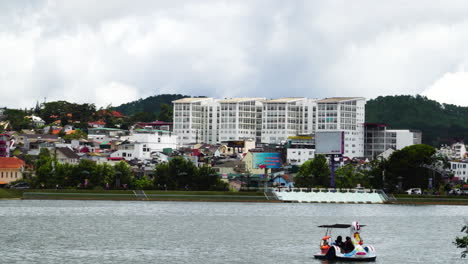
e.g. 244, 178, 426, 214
113, 94, 187, 116
365, 95, 468, 146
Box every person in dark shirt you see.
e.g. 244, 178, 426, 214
334, 236, 344, 248
344, 236, 355, 253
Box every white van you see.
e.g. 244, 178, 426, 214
405, 188, 422, 195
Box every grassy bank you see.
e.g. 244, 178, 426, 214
0, 189, 23, 199
13, 189, 270, 202
392, 194, 468, 205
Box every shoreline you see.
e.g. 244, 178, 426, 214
1, 189, 467, 205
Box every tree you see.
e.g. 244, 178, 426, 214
335, 164, 368, 188
33, 148, 55, 188
386, 144, 436, 191
366, 95, 468, 146
133, 176, 154, 190
63, 130, 87, 141
193, 166, 227, 191
130, 112, 157, 123
153, 157, 227, 190
294, 155, 330, 188
454, 225, 468, 258
113, 161, 133, 187
157, 103, 173, 122
4, 109, 30, 130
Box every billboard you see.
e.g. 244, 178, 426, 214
253, 152, 282, 169
315, 131, 344, 155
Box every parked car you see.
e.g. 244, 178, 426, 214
10, 182, 30, 189
405, 188, 422, 195
449, 188, 462, 195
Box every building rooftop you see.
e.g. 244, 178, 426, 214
218, 98, 265, 103
317, 97, 365, 103
56, 147, 80, 159
0, 157, 25, 169
264, 97, 306, 103
88, 128, 124, 131
172, 97, 211, 103
21, 134, 59, 140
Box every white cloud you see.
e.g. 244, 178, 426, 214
95, 81, 139, 107
3, 1, 468, 107
422, 68, 468, 106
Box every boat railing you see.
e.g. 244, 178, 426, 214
273, 187, 384, 194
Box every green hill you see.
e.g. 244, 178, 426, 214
365, 95, 468, 146
113, 94, 188, 118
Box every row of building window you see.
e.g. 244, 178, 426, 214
1, 171, 18, 178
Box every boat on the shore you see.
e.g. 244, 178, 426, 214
313, 221, 376, 261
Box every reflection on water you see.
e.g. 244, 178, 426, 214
0, 200, 466, 264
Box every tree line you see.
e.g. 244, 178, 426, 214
25, 149, 227, 191
366, 95, 468, 146
294, 144, 453, 192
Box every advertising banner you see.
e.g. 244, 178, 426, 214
253, 152, 282, 168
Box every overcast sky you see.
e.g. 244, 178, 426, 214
2, 0, 468, 108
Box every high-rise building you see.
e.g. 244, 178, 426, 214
316, 97, 366, 158
173, 96, 366, 158
261, 98, 317, 144
218, 98, 264, 142
172, 97, 219, 146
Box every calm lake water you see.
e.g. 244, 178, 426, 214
0, 200, 466, 264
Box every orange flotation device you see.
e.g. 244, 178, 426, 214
320, 236, 331, 252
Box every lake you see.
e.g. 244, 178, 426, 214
0, 200, 466, 263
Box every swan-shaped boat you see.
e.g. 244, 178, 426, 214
313, 221, 376, 261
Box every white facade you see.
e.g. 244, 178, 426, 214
287, 148, 315, 166
438, 143, 467, 160
316, 97, 366, 158
173, 98, 219, 146
218, 98, 264, 142
261, 98, 317, 144
387, 130, 419, 150
110, 129, 177, 160
450, 161, 468, 182
88, 128, 126, 143
364, 124, 422, 159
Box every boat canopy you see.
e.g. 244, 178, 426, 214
318, 224, 366, 228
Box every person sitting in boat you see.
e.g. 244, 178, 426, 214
334, 236, 344, 248
344, 236, 355, 253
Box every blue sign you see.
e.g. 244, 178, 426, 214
253, 152, 282, 169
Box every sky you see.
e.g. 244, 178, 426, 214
1, 0, 468, 108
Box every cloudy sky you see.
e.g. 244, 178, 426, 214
2, 0, 468, 108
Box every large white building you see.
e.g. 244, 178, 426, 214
316, 97, 366, 158
218, 98, 264, 142
261, 98, 316, 144
173, 96, 366, 158
173, 98, 218, 146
